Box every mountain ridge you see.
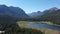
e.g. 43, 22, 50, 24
0, 5, 29, 20
32, 7, 60, 25
28, 7, 59, 18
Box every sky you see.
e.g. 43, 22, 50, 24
0, 0, 60, 13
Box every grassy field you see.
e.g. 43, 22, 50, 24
17, 21, 59, 25
40, 21, 60, 26
17, 21, 60, 34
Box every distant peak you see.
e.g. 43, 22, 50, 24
50, 7, 58, 10
0, 5, 7, 7
37, 11, 41, 13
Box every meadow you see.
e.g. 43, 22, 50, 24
17, 21, 60, 34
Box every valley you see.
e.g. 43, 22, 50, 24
0, 5, 60, 34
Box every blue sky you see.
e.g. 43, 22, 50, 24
0, 0, 60, 13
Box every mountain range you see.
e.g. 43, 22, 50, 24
28, 11, 43, 18
0, 5, 60, 25
30, 7, 60, 25
28, 7, 58, 18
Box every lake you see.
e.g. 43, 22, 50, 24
26, 24, 60, 31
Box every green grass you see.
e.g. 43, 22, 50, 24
17, 21, 55, 25
40, 21, 60, 26
17, 21, 40, 24
17, 21, 60, 34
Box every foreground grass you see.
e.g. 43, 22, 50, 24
4, 27, 43, 34
17, 21, 57, 25
17, 21, 60, 34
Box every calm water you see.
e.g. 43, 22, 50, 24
26, 24, 60, 31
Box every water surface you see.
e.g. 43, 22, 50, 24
26, 24, 60, 31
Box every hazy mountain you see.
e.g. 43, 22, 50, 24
28, 11, 43, 17
28, 7, 58, 18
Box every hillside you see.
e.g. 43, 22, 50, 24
0, 5, 29, 20
0, 5, 29, 30
33, 7, 60, 25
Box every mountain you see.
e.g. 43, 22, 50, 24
34, 7, 60, 25
43, 7, 58, 14
0, 5, 29, 30
0, 5, 29, 20
28, 11, 43, 17
28, 7, 58, 18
